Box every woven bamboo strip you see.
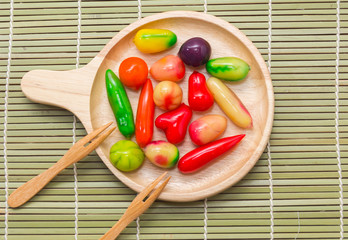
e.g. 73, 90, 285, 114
0, 0, 347, 239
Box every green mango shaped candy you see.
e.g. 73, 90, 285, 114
109, 140, 144, 172
206, 57, 250, 81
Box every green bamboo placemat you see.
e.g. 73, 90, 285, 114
1, 0, 347, 239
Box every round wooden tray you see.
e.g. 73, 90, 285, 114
21, 11, 274, 202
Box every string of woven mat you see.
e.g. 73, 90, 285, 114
1, 0, 347, 239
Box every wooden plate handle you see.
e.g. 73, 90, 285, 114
21, 67, 96, 121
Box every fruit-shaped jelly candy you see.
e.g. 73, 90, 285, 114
109, 140, 144, 172
133, 29, 177, 53
188, 71, 214, 111
178, 134, 245, 174
119, 57, 148, 90
153, 81, 182, 111
136, 79, 154, 148
206, 57, 250, 81
145, 141, 179, 168
155, 103, 192, 144
150, 55, 185, 82
189, 115, 227, 146
207, 77, 252, 129
178, 37, 211, 67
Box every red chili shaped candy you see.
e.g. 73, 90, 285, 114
188, 71, 214, 111
136, 78, 154, 148
178, 134, 245, 173
155, 103, 192, 144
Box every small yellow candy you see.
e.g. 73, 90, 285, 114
207, 77, 252, 129
133, 29, 177, 53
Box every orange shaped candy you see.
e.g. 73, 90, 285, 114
119, 57, 148, 90
150, 55, 185, 82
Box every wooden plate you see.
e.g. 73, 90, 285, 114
21, 11, 274, 202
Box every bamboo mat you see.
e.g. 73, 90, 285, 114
0, 0, 347, 239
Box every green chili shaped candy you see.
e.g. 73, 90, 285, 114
105, 69, 135, 138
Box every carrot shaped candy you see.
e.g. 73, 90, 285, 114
178, 134, 245, 174
135, 79, 155, 148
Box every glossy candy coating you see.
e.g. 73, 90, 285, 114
155, 103, 192, 144
178, 37, 211, 67
119, 57, 148, 90
136, 79, 154, 148
178, 134, 245, 174
145, 141, 179, 168
188, 71, 214, 111
207, 77, 252, 129
150, 55, 185, 82
133, 29, 177, 53
110, 140, 145, 172
189, 115, 227, 146
153, 81, 182, 111
105, 69, 135, 138
206, 57, 250, 81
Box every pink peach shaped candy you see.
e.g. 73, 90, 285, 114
153, 81, 183, 111
189, 115, 227, 146
150, 55, 185, 82
145, 140, 179, 168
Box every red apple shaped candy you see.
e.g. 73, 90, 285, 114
150, 55, 185, 82
188, 71, 214, 111
155, 103, 192, 144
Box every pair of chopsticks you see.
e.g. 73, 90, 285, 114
7, 122, 170, 240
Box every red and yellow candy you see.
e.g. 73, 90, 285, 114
133, 29, 177, 54
145, 140, 179, 168
150, 55, 185, 82
207, 77, 252, 129
153, 81, 182, 111
189, 115, 227, 146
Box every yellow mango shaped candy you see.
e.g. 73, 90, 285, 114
207, 77, 252, 129
133, 29, 177, 53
